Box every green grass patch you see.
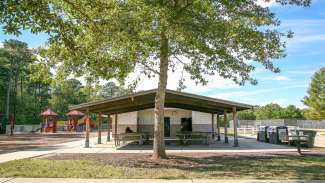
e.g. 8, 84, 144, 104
1, 156, 325, 179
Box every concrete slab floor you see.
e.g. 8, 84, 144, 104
0, 135, 303, 164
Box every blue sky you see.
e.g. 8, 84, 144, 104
1, 1, 324, 108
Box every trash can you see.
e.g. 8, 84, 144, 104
276, 126, 288, 144
301, 130, 317, 148
268, 126, 277, 144
268, 126, 288, 144
257, 126, 268, 142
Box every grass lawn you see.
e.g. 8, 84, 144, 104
1, 152, 325, 179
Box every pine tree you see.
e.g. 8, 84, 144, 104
303, 68, 325, 120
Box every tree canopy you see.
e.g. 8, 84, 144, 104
0, 0, 310, 84
254, 103, 304, 120
0, 39, 130, 128
303, 67, 325, 120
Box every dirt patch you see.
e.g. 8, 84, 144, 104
0, 132, 97, 154
41, 151, 325, 169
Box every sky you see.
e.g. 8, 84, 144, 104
1, 1, 324, 109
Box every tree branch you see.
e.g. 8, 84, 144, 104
137, 61, 160, 75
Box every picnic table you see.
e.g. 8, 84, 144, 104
114, 132, 148, 147
287, 134, 309, 154
176, 132, 213, 145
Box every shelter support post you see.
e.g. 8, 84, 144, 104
224, 110, 228, 144
107, 114, 110, 142
217, 114, 221, 141
233, 107, 239, 147
114, 114, 118, 146
85, 109, 90, 148
98, 112, 102, 144
211, 113, 215, 139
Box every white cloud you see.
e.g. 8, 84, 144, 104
273, 76, 290, 81
289, 34, 325, 44
262, 76, 290, 81
256, 0, 276, 7
211, 88, 273, 100
211, 84, 307, 100
0, 41, 3, 48
279, 19, 325, 49
287, 70, 315, 75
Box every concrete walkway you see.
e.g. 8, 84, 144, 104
0, 178, 323, 183
0, 135, 299, 164
0, 136, 98, 163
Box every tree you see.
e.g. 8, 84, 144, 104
27, 62, 52, 123
255, 103, 283, 120
0, 0, 311, 158
0, 39, 34, 132
254, 103, 304, 120
99, 82, 131, 99
281, 105, 304, 119
238, 109, 256, 120
303, 68, 325, 120
50, 78, 87, 119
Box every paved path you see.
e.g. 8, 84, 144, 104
0, 136, 98, 163
0, 135, 299, 164
0, 178, 323, 183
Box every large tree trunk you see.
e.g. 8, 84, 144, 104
5, 71, 12, 120
152, 31, 169, 159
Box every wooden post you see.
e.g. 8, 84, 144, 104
114, 114, 118, 137
224, 110, 228, 144
211, 113, 215, 139
217, 114, 221, 141
107, 114, 111, 142
114, 114, 118, 146
85, 109, 90, 148
233, 107, 239, 147
98, 112, 102, 144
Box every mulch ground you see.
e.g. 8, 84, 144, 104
0, 132, 97, 154
41, 150, 325, 169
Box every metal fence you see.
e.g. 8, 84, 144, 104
237, 119, 325, 129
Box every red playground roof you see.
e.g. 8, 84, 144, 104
40, 108, 58, 116
66, 110, 85, 117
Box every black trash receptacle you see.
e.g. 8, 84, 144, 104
268, 126, 277, 144
269, 126, 288, 144
276, 126, 288, 144
257, 126, 269, 142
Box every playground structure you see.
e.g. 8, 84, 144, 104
66, 110, 85, 132
40, 108, 58, 133
1, 109, 97, 134
77, 116, 96, 132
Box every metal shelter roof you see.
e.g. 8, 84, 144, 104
69, 89, 253, 114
